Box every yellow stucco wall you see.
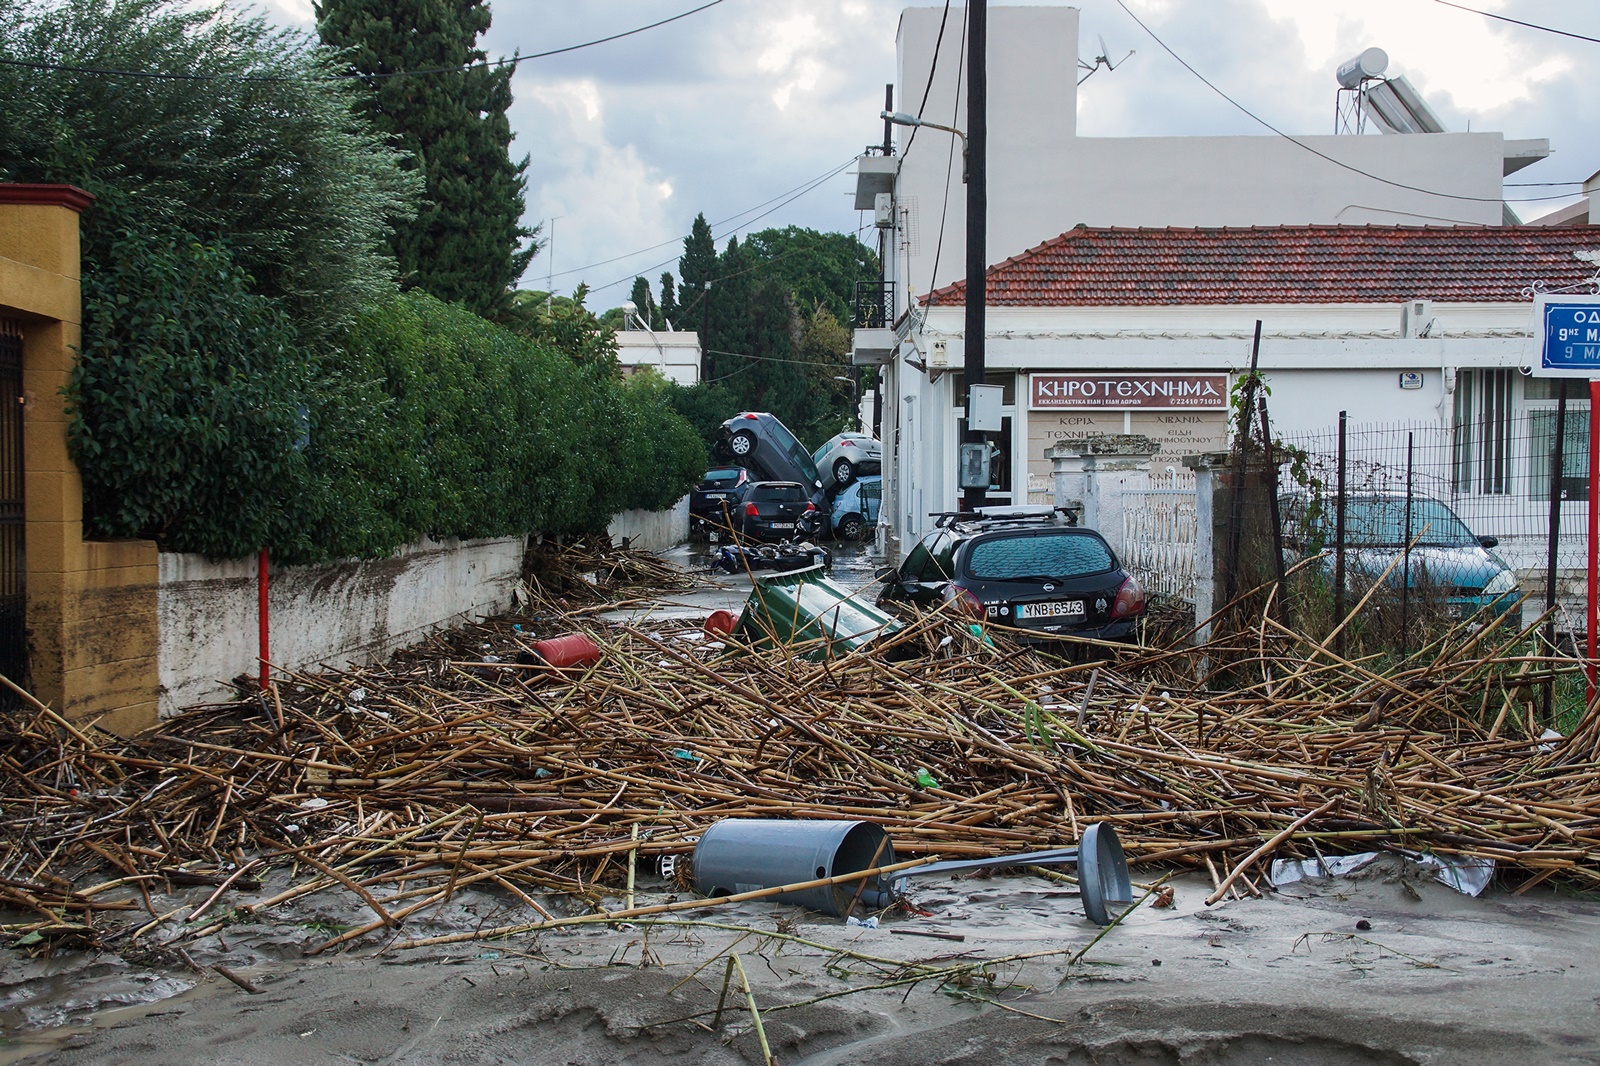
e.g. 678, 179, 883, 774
0, 189, 159, 735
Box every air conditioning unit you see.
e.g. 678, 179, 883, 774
1401, 299, 1434, 338
874, 192, 894, 229
928, 339, 949, 369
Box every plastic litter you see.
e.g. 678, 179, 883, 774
845, 915, 879, 929
1268, 851, 1495, 897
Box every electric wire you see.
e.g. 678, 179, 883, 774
900, 0, 955, 161
0, 0, 729, 81
1429, 0, 1600, 46
924, 8, 968, 311
1113, 0, 1578, 205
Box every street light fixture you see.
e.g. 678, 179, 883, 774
881, 110, 969, 182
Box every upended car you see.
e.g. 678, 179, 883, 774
813, 432, 882, 490
1282, 494, 1520, 622
877, 507, 1145, 643
713, 413, 824, 501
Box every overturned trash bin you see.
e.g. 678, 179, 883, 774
736, 565, 902, 661
693, 818, 1131, 925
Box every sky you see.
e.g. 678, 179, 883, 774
256, 0, 1600, 311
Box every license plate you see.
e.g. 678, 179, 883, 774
705, 493, 726, 501
1017, 600, 1084, 620
771, 522, 795, 530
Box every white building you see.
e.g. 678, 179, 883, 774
853, 5, 1579, 563
614, 327, 702, 386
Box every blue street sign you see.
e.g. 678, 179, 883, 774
1537, 295, 1600, 378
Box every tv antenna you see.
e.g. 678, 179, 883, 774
1078, 34, 1133, 85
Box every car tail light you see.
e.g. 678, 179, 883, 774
843, 440, 855, 448
745, 502, 759, 517
1111, 575, 1145, 619
742, 413, 758, 420
804, 501, 816, 512
941, 583, 986, 620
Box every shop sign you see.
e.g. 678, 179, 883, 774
1029, 373, 1229, 410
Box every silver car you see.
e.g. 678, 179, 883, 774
813, 432, 882, 490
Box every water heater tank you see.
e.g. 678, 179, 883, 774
1336, 47, 1388, 89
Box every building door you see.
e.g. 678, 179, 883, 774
0, 322, 23, 692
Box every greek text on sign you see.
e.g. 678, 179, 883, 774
1535, 294, 1600, 378
1030, 373, 1229, 410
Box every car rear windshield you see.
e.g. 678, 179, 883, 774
704, 469, 743, 487
965, 532, 1114, 581
754, 485, 806, 503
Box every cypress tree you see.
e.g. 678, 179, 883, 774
317, 0, 535, 316
658, 273, 677, 330
677, 212, 718, 337
708, 236, 754, 385
628, 276, 653, 327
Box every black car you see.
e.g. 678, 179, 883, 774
713, 413, 824, 501
877, 508, 1145, 642
735, 481, 820, 542
689, 466, 751, 534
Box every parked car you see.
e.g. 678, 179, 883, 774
1282, 494, 1520, 622
690, 466, 751, 535
713, 413, 823, 499
813, 432, 882, 490
734, 481, 821, 542
876, 507, 1145, 642
830, 475, 882, 541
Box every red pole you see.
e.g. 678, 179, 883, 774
258, 548, 270, 690
1588, 381, 1599, 702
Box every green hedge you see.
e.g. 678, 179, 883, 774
71, 263, 707, 563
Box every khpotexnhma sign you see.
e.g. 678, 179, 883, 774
1533, 294, 1600, 378
1029, 373, 1229, 410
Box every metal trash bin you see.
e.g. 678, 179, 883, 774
693, 818, 896, 917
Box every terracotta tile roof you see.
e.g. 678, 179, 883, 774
924, 225, 1600, 307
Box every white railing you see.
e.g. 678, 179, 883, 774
1121, 468, 1197, 603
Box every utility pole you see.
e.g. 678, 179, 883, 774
962, 0, 988, 513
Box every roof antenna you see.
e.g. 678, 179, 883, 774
1078, 34, 1133, 85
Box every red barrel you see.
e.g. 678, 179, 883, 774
704, 609, 738, 637
530, 633, 602, 668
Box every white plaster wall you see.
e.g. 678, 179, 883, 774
608, 496, 690, 553
159, 536, 524, 714
892, 7, 1516, 308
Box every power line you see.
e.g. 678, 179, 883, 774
542, 156, 858, 286
901, 0, 955, 160
1114, 0, 1578, 205
0, 0, 728, 82
1429, 0, 1600, 46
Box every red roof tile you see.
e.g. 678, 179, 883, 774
924, 225, 1600, 307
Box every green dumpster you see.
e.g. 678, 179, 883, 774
736, 564, 902, 659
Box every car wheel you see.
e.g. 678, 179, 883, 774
835, 513, 865, 541
729, 430, 756, 458
832, 457, 854, 487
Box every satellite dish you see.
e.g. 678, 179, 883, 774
1336, 47, 1388, 89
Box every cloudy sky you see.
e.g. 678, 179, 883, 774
258, 0, 1599, 309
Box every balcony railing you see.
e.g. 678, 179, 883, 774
852, 281, 894, 330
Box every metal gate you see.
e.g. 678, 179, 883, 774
0, 321, 24, 691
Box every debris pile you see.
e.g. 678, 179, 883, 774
0, 540, 1595, 953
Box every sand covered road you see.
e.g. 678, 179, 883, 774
8, 858, 1599, 1065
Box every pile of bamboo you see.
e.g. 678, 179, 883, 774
1, 540, 1595, 952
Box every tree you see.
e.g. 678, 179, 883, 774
0, 0, 419, 341
658, 273, 677, 330
707, 235, 754, 384
500, 286, 619, 372
743, 227, 878, 326
316, 0, 535, 317
677, 212, 717, 334
628, 276, 653, 327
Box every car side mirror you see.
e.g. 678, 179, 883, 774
874, 566, 898, 582
1477, 535, 1499, 549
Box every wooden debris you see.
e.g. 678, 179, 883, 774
0, 537, 1594, 952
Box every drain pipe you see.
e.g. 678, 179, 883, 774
258, 548, 270, 690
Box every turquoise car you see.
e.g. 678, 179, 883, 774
830, 475, 881, 540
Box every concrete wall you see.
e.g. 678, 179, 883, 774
608, 496, 690, 553
158, 535, 524, 714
